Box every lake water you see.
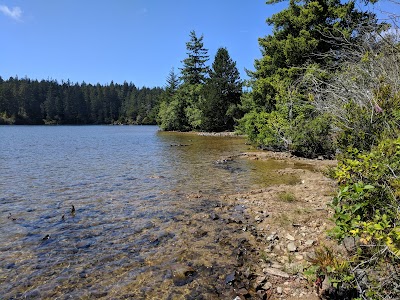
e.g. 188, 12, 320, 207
0, 126, 299, 299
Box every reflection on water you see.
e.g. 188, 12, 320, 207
0, 126, 301, 299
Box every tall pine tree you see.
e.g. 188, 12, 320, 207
180, 30, 209, 85
202, 47, 242, 131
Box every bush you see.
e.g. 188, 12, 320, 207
291, 114, 335, 158
328, 138, 400, 298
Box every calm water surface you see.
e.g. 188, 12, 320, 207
0, 126, 300, 299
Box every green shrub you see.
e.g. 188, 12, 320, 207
328, 138, 400, 297
278, 191, 296, 202
291, 114, 335, 158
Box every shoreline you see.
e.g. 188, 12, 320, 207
215, 151, 337, 299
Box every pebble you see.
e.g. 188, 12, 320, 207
287, 242, 297, 252
270, 262, 283, 269
263, 267, 290, 278
266, 232, 278, 241
285, 233, 295, 241
277, 286, 283, 294
24, 289, 41, 298
263, 282, 272, 290
305, 239, 315, 247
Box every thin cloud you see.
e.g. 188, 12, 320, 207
0, 5, 22, 21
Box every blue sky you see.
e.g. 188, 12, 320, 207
1, 1, 398, 88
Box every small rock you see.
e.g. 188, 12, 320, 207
256, 290, 267, 299
287, 242, 297, 252
263, 267, 290, 278
76, 241, 92, 249
225, 271, 237, 285
210, 213, 219, 220
255, 275, 267, 288
263, 282, 272, 290
236, 287, 249, 297
266, 232, 278, 241
270, 262, 283, 269
171, 263, 197, 286
277, 286, 283, 294
305, 240, 315, 247
265, 244, 274, 252
343, 236, 357, 253
255, 215, 263, 223
285, 233, 295, 241
305, 252, 316, 262
24, 289, 41, 299
295, 255, 304, 260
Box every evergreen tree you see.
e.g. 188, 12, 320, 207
0, 77, 162, 125
202, 47, 242, 131
239, 0, 379, 156
180, 30, 209, 85
251, 0, 377, 111
165, 67, 181, 96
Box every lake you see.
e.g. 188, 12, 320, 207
0, 125, 298, 299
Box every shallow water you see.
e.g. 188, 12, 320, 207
0, 126, 302, 299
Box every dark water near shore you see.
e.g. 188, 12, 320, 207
0, 126, 299, 299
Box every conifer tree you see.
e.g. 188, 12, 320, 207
165, 67, 181, 96
180, 30, 209, 85
202, 47, 242, 131
239, 0, 379, 156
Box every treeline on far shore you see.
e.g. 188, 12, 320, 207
0, 76, 163, 125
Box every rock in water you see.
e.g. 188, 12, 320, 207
171, 263, 196, 286
225, 271, 237, 285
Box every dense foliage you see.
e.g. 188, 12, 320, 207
237, 0, 378, 158
0, 77, 163, 125
157, 31, 243, 132
326, 138, 400, 298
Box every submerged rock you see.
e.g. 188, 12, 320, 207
225, 271, 237, 285
171, 263, 197, 286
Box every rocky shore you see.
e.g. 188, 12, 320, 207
210, 151, 338, 299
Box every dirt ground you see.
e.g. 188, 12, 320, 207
218, 151, 339, 299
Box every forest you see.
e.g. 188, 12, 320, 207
0, 77, 163, 125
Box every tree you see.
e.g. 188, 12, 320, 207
165, 67, 181, 96
239, 0, 378, 156
251, 0, 376, 111
202, 47, 242, 131
180, 30, 209, 85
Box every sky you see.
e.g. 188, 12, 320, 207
1, 1, 399, 88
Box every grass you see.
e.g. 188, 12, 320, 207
278, 191, 297, 202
